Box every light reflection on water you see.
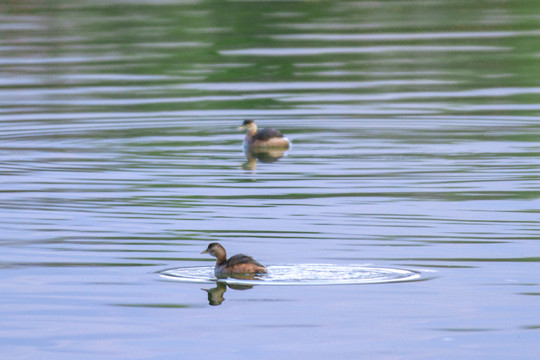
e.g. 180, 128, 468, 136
1, 0, 540, 359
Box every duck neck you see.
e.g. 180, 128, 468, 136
246, 124, 258, 138
215, 249, 227, 265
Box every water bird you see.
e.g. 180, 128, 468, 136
201, 242, 267, 276
238, 119, 291, 149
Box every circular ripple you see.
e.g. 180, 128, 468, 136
159, 264, 423, 286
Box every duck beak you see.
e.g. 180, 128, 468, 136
201, 250, 208, 254
237, 126, 245, 130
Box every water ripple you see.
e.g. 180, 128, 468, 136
160, 264, 425, 286
221, 46, 510, 56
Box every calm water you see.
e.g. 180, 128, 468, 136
1, 0, 540, 359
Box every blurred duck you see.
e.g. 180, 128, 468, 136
201, 242, 267, 276
238, 120, 291, 149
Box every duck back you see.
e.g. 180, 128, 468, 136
225, 254, 267, 274
254, 128, 283, 141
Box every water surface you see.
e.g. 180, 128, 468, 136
1, 0, 540, 359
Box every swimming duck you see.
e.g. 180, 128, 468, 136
238, 120, 291, 149
201, 242, 267, 276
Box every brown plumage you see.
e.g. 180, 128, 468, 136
238, 120, 291, 149
201, 242, 267, 277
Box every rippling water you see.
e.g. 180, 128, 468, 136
160, 264, 424, 285
1, 0, 540, 359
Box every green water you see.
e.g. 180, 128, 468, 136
1, 0, 540, 359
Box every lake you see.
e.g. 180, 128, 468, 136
1, 0, 540, 359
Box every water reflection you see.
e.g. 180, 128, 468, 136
2, 0, 540, 357
202, 282, 254, 306
242, 148, 288, 170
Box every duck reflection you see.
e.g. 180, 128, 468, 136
242, 148, 288, 170
202, 281, 255, 306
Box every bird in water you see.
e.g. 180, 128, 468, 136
238, 119, 291, 149
201, 242, 267, 277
